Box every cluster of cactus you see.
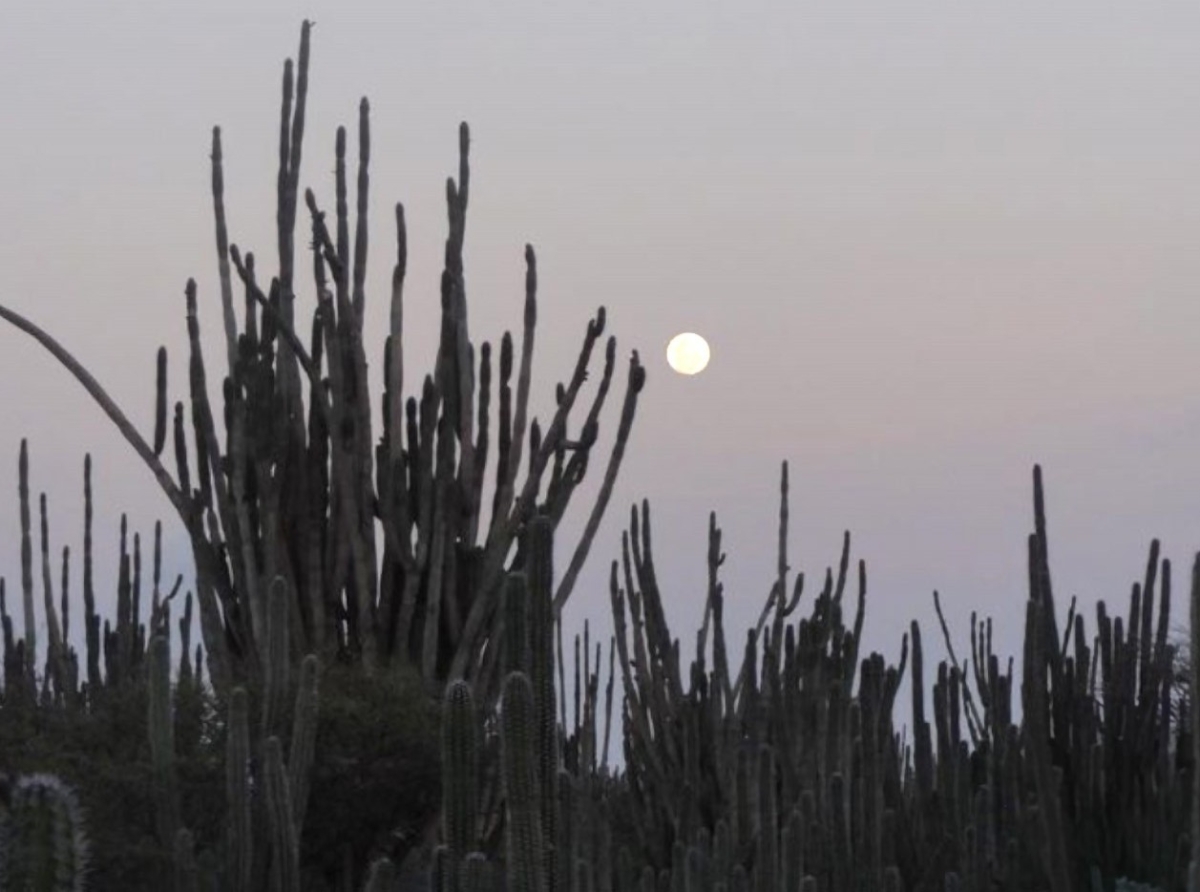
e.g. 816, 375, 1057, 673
534, 463, 1193, 891
362, 462, 1196, 892
0, 771, 90, 891
147, 574, 320, 891
5, 17, 1200, 892
0, 19, 645, 714
261, 461, 1191, 892
0, 439, 198, 710
138, 513, 581, 892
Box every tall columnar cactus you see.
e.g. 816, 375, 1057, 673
0, 773, 90, 892
0, 18, 645, 710
6, 15, 1199, 892
443, 679, 480, 880
288, 653, 319, 830
504, 573, 531, 678
502, 671, 546, 892
225, 687, 253, 892
523, 515, 559, 888
262, 577, 292, 740
592, 462, 1193, 891
262, 736, 300, 892
0, 443, 184, 708
147, 634, 181, 850
173, 829, 200, 892
144, 575, 321, 892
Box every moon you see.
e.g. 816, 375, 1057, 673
666, 332, 711, 375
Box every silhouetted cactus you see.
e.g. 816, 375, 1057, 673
147, 634, 181, 852
0, 18, 645, 712
4, 17, 1200, 892
143, 575, 323, 892
591, 463, 1195, 891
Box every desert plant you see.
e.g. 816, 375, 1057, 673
580, 463, 1195, 891
6, 17, 1200, 892
144, 574, 324, 892
0, 771, 90, 891
0, 20, 645, 713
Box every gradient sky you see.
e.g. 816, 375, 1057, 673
1, 2, 1198, 721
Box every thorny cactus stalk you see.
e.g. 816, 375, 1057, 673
0, 772, 90, 892
442, 679, 480, 874
0, 18, 645, 711
501, 671, 545, 892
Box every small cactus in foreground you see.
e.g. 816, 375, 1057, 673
0, 772, 90, 891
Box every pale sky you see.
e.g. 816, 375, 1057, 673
1, 2, 1198, 715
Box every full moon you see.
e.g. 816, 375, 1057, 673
666, 332, 711, 375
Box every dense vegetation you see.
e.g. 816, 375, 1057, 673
0, 21, 1196, 892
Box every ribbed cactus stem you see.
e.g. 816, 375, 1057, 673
263, 736, 300, 892
225, 687, 252, 892
504, 572, 531, 677
147, 633, 181, 848
1190, 552, 1200, 892
554, 768, 574, 891
443, 679, 480, 870
5, 773, 90, 892
174, 828, 201, 892
460, 853, 490, 892
430, 844, 450, 892
755, 745, 778, 892
288, 654, 320, 829
525, 515, 559, 887
502, 671, 546, 892
262, 576, 291, 739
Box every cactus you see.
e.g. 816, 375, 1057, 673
1, 773, 90, 891
4, 17, 1200, 892
0, 19, 640, 883
140, 576, 324, 892
263, 736, 300, 892
502, 672, 546, 892
443, 679, 480, 880
225, 687, 253, 892
147, 634, 182, 850
503, 573, 531, 678
173, 829, 201, 892
0, 17, 645, 711
288, 654, 320, 829
361, 857, 396, 892
523, 516, 559, 887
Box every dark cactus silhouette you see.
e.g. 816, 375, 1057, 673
0, 18, 645, 714
0, 18, 1198, 892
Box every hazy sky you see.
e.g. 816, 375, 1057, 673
1, 2, 1198, 716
